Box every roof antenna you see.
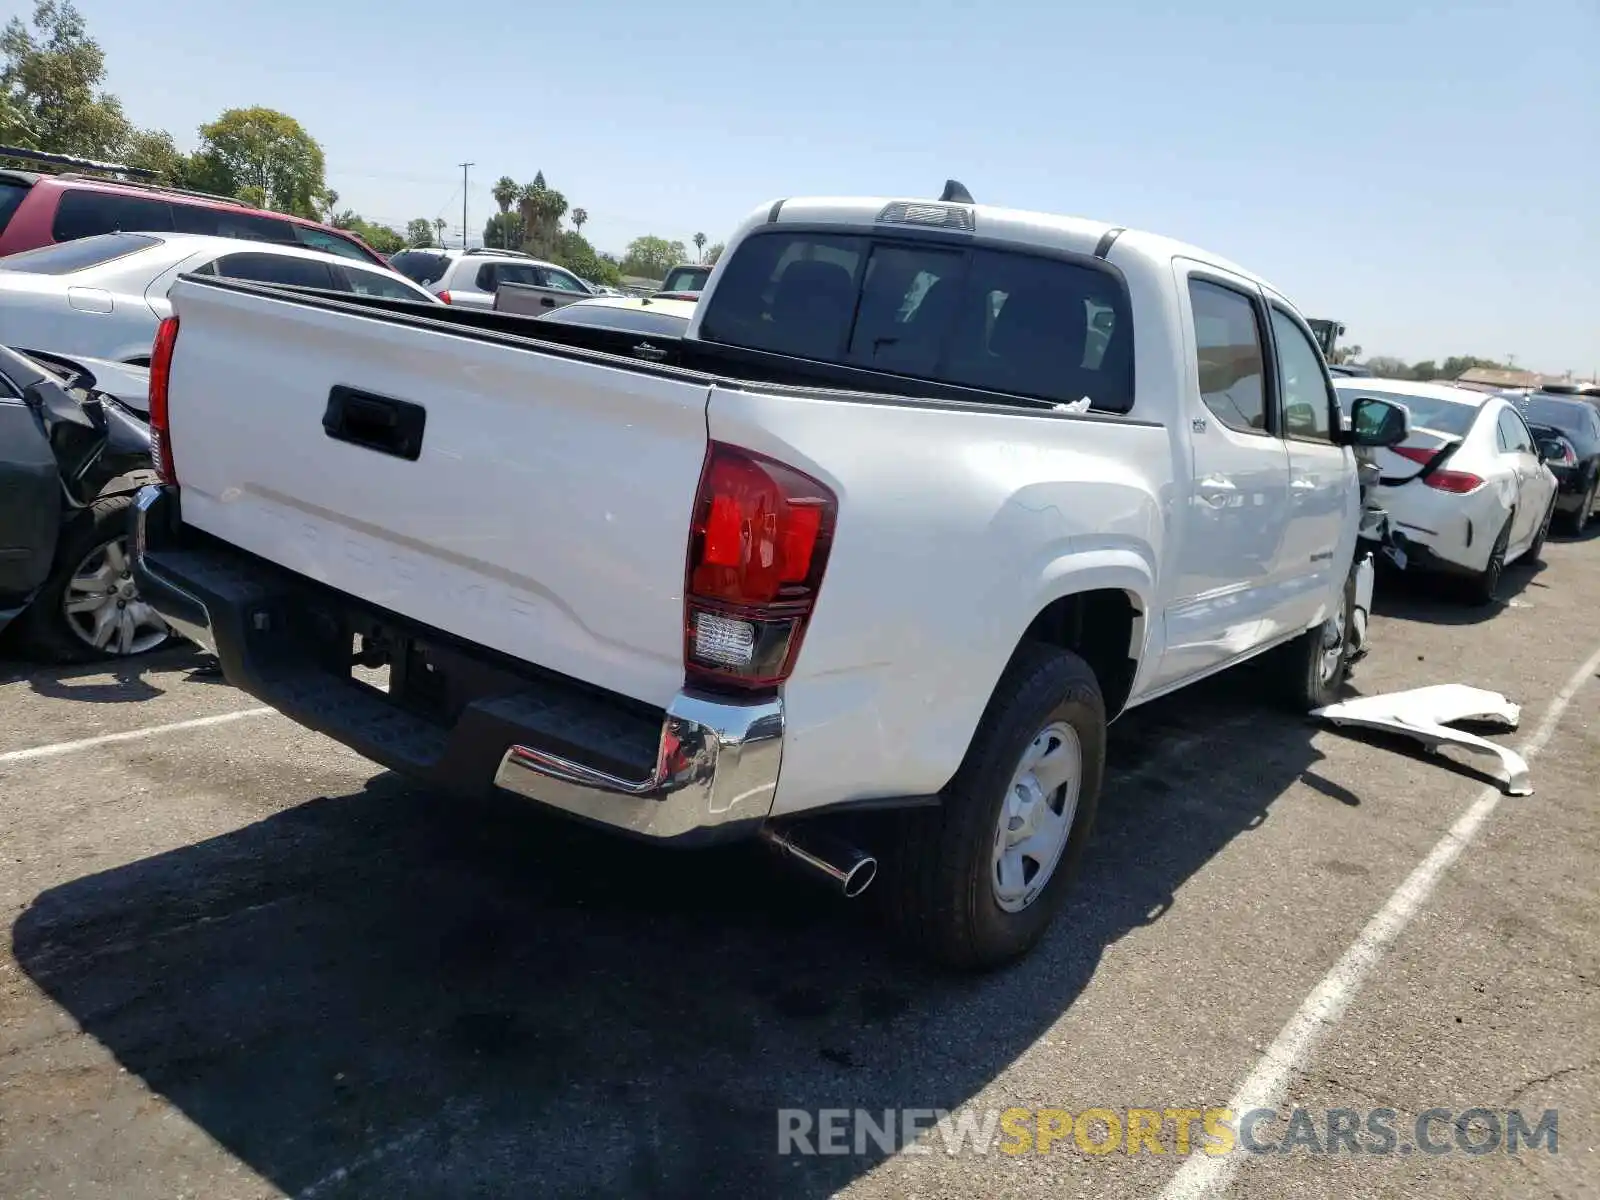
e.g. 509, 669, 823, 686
939, 179, 974, 204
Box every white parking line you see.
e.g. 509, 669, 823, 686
0, 707, 275, 766
1159, 640, 1600, 1200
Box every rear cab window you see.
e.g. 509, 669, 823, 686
699, 231, 1134, 412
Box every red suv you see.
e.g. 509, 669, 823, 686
0, 169, 384, 266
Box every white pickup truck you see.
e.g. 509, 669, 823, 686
132, 185, 1408, 968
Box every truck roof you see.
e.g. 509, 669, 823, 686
748, 195, 1281, 295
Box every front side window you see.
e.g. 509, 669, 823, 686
0, 232, 162, 274
52, 190, 175, 241
1270, 308, 1336, 442
209, 252, 338, 290
539, 267, 588, 293
699, 232, 1134, 411
1188, 279, 1267, 433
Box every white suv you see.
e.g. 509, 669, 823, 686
387, 247, 597, 310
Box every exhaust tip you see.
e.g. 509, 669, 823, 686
841, 856, 877, 899
761, 824, 878, 899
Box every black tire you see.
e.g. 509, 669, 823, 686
877, 643, 1104, 971
1569, 479, 1596, 536
15, 491, 171, 664
1466, 516, 1513, 607
1528, 497, 1555, 563
1273, 568, 1356, 711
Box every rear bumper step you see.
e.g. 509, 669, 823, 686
131, 485, 782, 844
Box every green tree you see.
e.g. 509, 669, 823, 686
570, 207, 587, 234
517, 173, 567, 256
319, 188, 338, 219
197, 106, 328, 217
0, 1, 130, 159
548, 229, 621, 287
122, 127, 188, 185
1440, 355, 1507, 380
433, 216, 446, 246
482, 210, 523, 249
620, 235, 687, 281
1410, 360, 1439, 381
405, 217, 434, 247
704, 241, 724, 266
693, 231, 706, 261
1364, 356, 1412, 379
356, 221, 403, 255
491, 174, 519, 216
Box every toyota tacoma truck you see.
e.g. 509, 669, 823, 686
131, 185, 1407, 968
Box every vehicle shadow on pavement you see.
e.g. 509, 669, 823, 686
0, 643, 212, 702
1371, 557, 1545, 628
13, 676, 1331, 1200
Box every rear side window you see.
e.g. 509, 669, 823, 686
0, 232, 161, 274
171, 203, 297, 245
476, 261, 544, 291
209, 252, 339, 290
0, 179, 29, 234
341, 266, 428, 301
389, 250, 450, 285
290, 224, 373, 262
1187, 279, 1268, 432
700, 232, 1134, 411
52, 190, 175, 240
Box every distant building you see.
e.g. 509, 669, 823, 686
1454, 366, 1557, 392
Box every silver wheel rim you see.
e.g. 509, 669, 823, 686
62, 535, 170, 656
1318, 595, 1348, 686
992, 721, 1082, 913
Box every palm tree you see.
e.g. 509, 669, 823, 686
492, 175, 519, 215
433, 217, 447, 247
571, 207, 588, 235
320, 189, 339, 221
694, 232, 706, 262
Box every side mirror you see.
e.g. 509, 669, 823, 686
1346, 397, 1410, 448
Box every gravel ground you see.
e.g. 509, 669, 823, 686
1, 529, 1596, 1200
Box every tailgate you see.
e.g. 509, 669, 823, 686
164, 278, 711, 708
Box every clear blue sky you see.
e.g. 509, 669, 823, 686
74, 0, 1597, 373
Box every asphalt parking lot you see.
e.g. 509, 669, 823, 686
1, 532, 1596, 1200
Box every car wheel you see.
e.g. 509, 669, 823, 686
878, 643, 1103, 970
16, 492, 172, 663
1570, 479, 1597, 535
1274, 568, 1357, 710
1466, 515, 1514, 607
1528, 498, 1556, 562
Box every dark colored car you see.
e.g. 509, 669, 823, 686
1521, 391, 1600, 533
654, 262, 711, 300
0, 148, 385, 267
0, 344, 168, 661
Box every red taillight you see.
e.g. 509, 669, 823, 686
438, 290, 452, 304
683, 442, 836, 691
148, 316, 179, 486
1425, 470, 1485, 494
1391, 443, 1481, 493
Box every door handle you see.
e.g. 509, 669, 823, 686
540, 297, 555, 308
322, 386, 426, 461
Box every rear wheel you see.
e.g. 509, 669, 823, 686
1528, 497, 1556, 563
1570, 479, 1597, 536
878, 643, 1103, 970
1466, 515, 1513, 606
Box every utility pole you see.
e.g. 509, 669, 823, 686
459, 161, 474, 249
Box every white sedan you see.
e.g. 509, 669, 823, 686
0, 232, 438, 364
1335, 378, 1558, 603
